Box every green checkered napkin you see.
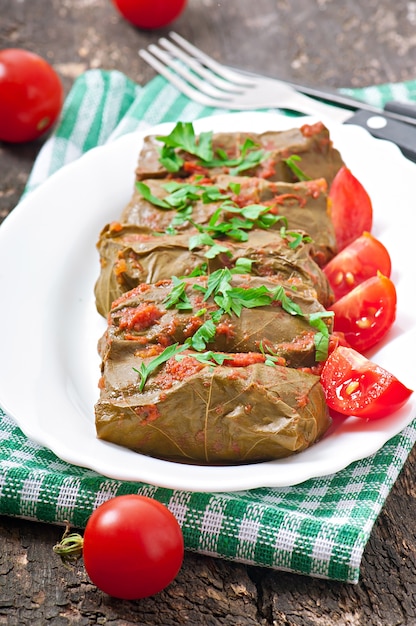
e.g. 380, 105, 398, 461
3, 70, 416, 584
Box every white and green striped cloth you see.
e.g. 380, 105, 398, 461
3, 70, 416, 583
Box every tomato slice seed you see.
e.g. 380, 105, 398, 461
356, 317, 372, 329
345, 380, 360, 395
345, 272, 355, 286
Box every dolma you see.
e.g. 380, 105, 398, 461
101, 274, 333, 369
120, 174, 337, 265
134, 122, 344, 185
215, 175, 336, 266
95, 351, 331, 465
94, 225, 334, 317
93, 121, 342, 465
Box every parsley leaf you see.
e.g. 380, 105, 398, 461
201, 187, 231, 203
270, 285, 304, 316
163, 276, 192, 310
157, 122, 213, 162
186, 263, 208, 277
187, 318, 217, 351
259, 341, 283, 367
280, 225, 313, 249
188, 232, 231, 259
187, 201, 282, 259
158, 144, 183, 172
135, 182, 171, 209
176, 351, 227, 366
308, 311, 334, 362
282, 154, 311, 181
232, 257, 254, 274
156, 122, 271, 175
228, 181, 241, 195
133, 343, 186, 391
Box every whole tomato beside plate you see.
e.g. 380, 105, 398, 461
54, 495, 184, 600
112, 0, 187, 29
0, 49, 63, 143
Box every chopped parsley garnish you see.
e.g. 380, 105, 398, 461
259, 342, 284, 367
191, 268, 332, 356
155, 122, 271, 175
188, 201, 284, 259
163, 276, 192, 310
133, 343, 186, 392
130, 124, 328, 389
136, 180, 227, 214
188, 232, 232, 259
176, 351, 228, 367
156, 122, 213, 172
282, 154, 311, 181
186, 263, 208, 277
201, 138, 270, 175
188, 318, 217, 351
280, 225, 312, 249
308, 311, 335, 361
135, 182, 171, 209
134, 272, 333, 389
233, 257, 254, 274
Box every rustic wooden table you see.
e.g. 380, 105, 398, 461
1, 1, 416, 624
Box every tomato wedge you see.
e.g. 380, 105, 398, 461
320, 346, 413, 419
324, 232, 392, 301
329, 272, 396, 353
329, 166, 373, 251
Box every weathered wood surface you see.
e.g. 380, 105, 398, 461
1, 1, 416, 624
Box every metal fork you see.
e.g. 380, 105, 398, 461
138, 32, 348, 123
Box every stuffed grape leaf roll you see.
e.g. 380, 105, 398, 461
134, 121, 344, 185
120, 174, 337, 265
93, 121, 343, 466
95, 350, 331, 465
94, 225, 334, 317
100, 273, 333, 369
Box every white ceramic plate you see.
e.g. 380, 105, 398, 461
0, 112, 415, 493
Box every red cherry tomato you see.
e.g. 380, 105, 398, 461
324, 232, 392, 301
320, 346, 413, 419
329, 272, 396, 353
0, 49, 63, 143
112, 0, 187, 30
83, 495, 184, 600
329, 166, 373, 251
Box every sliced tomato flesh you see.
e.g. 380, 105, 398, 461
329, 166, 373, 251
329, 272, 396, 353
324, 232, 391, 301
320, 346, 413, 419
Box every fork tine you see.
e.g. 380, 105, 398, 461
157, 37, 245, 93
138, 49, 226, 108
169, 32, 256, 87
146, 44, 238, 100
